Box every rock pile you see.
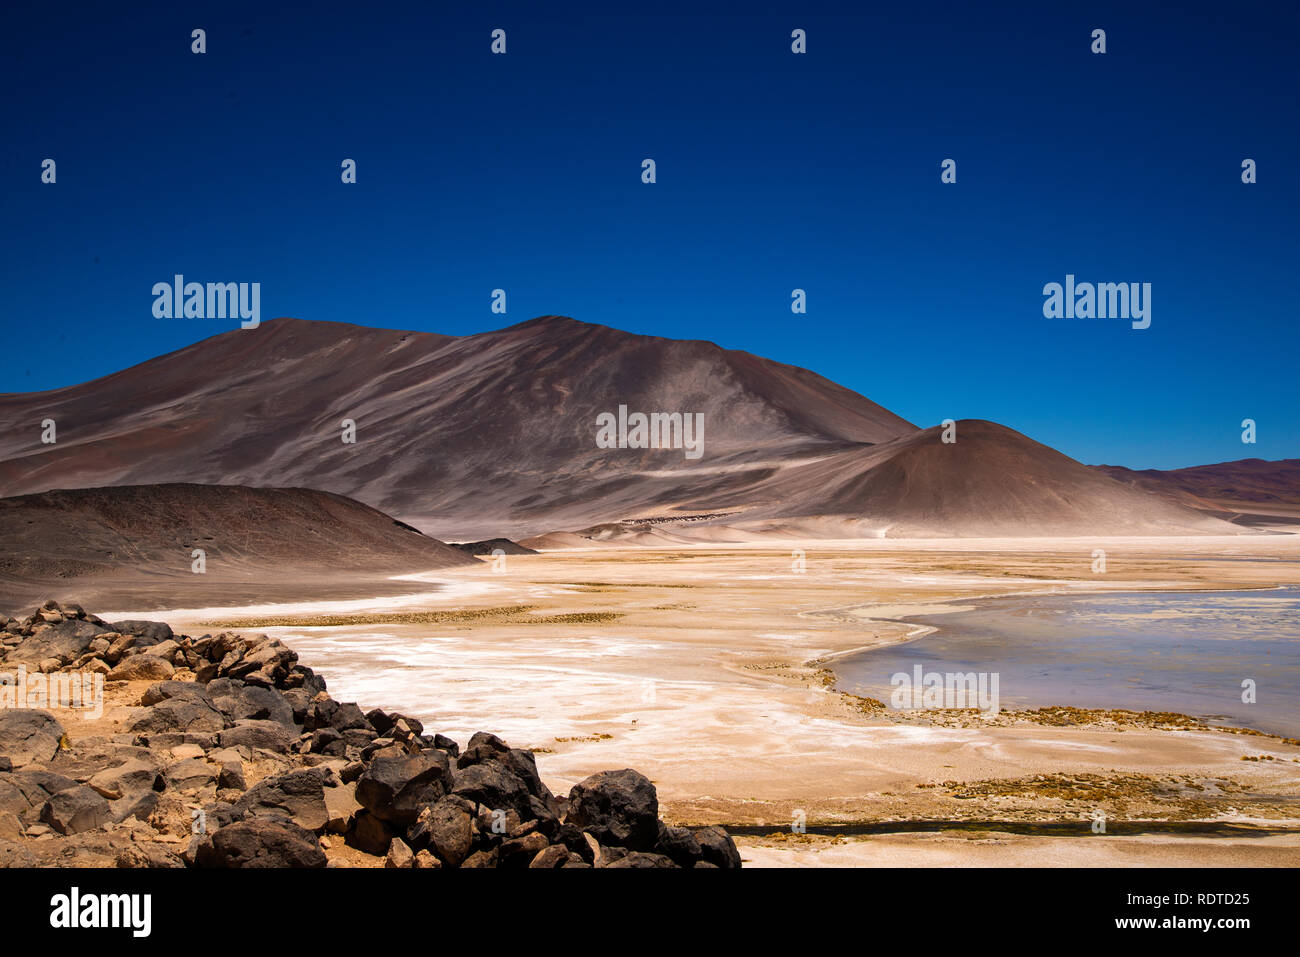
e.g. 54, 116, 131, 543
0, 600, 740, 868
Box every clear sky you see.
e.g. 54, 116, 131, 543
3, 1, 1296, 469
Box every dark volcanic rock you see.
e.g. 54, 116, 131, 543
0, 601, 741, 869
328, 702, 370, 732
108, 655, 175, 681
208, 679, 296, 726
528, 844, 573, 868
0, 710, 65, 768
128, 696, 226, 734
348, 810, 398, 855
87, 758, 165, 801
235, 767, 330, 833
407, 795, 475, 867
166, 759, 218, 793
0, 768, 78, 819
456, 731, 510, 767
5, 618, 109, 667
355, 750, 452, 826
194, 819, 327, 868
655, 822, 704, 867
140, 681, 213, 707
107, 620, 174, 645
566, 769, 659, 851
498, 830, 549, 868
450, 761, 532, 818
217, 720, 295, 753
41, 784, 113, 834
693, 824, 742, 869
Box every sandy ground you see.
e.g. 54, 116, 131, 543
133, 535, 1300, 867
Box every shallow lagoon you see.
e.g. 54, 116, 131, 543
834, 587, 1300, 738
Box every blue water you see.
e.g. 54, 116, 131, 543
834, 588, 1300, 738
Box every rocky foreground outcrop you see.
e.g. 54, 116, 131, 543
0, 600, 740, 869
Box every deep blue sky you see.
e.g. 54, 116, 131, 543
4, 1, 1296, 469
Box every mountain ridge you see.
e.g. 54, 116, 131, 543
0, 316, 1278, 540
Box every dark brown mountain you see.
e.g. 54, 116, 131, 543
0, 316, 1268, 540
1096, 459, 1300, 527
565, 420, 1248, 540
0, 484, 477, 611
0, 316, 917, 539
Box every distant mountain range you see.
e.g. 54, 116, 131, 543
0, 316, 1292, 542
1097, 459, 1300, 528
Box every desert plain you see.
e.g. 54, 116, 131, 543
93, 534, 1300, 868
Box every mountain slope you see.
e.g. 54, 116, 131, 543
0, 484, 478, 610
1096, 459, 1300, 528
650, 420, 1247, 537
0, 317, 1265, 539
0, 316, 918, 538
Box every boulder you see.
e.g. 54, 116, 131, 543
693, 825, 742, 869
282, 666, 326, 695
194, 819, 327, 868
207, 679, 296, 726
224, 638, 297, 687
309, 728, 345, 756
347, 810, 397, 855
355, 750, 452, 826
217, 720, 295, 753
114, 842, 185, 869
450, 761, 532, 818
0, 710, 65, 768
385, 837, 414, 868
108, 656, 175, 682
139, 639, 180, 661
166, 759, 218, 793
365, 709, 395, 735
456, 731, 510, 768
217, 762, 246, 791
40, 785, 112, 834
140, 681, 213, 707
198, 801, 245, 832
107, 620, 173, 645
529, 844, 573, 868
498, 830, 549, 868
111, 789, 161, 825
281, 689, 313, 724
432, 734, 459, 757
127, 697, 226, 734
0, 768, 79, 820
328, 702, 370, 732
460, 847, 498, 868
6, 618, 109, 666
408, 794, 475, 867
86, 759, 165, 801
566, 769, 659, 851
235, 768, 330, 833
322, 780, 360, 834
0, 810, 24, 840
655, 822, 704, 867
303, 696, 339, 732
104, 633, 136, 665
554, 822, 597, 864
